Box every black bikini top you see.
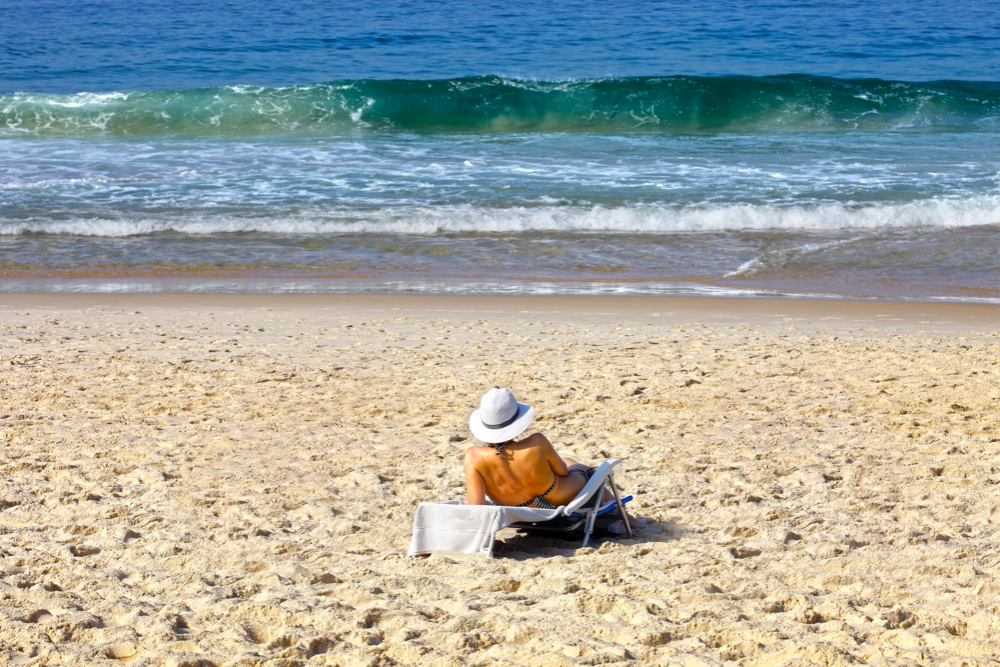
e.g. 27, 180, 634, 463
489, 440, 514, 456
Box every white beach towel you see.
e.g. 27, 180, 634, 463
408, 499, 563, 557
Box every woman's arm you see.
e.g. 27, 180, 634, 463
539, 435, 570, 476
463, 448, 488, 505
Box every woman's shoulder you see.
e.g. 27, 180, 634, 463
464, 445, 488, 462
518, 432, 551, 449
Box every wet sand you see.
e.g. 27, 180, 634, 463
2, 294, 998, 666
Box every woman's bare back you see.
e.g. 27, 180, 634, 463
464, 433, 588, 506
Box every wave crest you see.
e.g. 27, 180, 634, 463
4, 198, 997, 236
3, 75, 998, 136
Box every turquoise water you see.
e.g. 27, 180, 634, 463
5, 77, 999, 135
2, 1, 998, 298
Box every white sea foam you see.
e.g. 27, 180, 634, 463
2, 197, 997, 237
18, 91, 131, 108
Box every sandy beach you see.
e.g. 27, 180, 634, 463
1, 294, 998, 666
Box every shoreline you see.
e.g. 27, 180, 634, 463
3, 292, 998, 332
3, 275, 997, 304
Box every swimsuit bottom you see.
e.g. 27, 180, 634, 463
516, 466, 596, 509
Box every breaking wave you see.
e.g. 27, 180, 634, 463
4, 197, 997, 236
3, 75, 999, 137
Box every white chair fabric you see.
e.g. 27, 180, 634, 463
408, 458, 632, 557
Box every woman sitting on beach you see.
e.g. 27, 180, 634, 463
464, 387, 599, 508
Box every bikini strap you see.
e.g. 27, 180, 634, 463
489, 440, 513, 456
515, 477, 557, 507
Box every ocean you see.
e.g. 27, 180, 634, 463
2, 0, 998, 300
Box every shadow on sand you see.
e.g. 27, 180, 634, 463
492, 516, 683, 559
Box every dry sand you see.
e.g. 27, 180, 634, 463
1, 294, 999, 667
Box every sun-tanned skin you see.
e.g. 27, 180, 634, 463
464, 432, 593, 506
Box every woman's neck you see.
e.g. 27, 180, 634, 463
488, 439, 516, 455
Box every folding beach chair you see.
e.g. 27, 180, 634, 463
409, 458, 633, 556
509, 458, 633, 548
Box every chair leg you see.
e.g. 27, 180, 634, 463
609, 475, 633, 538
581, 511, 595, 548
580, 483, 604, 548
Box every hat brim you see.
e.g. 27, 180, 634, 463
469, 402, 534, 444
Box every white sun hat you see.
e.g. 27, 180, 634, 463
469, 387, 534, 444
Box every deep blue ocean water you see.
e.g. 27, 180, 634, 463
6, 0, 1000, 90
2, 0, 998, 298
